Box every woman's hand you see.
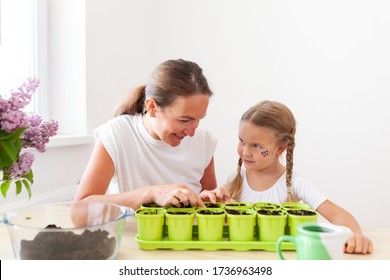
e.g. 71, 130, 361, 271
345, 232, 373, 254
151, 184, 205, 208
200, 186, 232, 204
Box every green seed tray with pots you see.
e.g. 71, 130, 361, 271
135, 224, 296, 251
135, 202, 317, 251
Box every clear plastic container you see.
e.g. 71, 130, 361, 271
1, 201, 133, 259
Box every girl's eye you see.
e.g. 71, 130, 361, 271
238, 139, 244, 144
254, 144, 262, 149
179, 119, 190, 123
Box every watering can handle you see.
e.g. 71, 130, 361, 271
276, 235, 296, 260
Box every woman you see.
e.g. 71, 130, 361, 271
74, 59, 217, 210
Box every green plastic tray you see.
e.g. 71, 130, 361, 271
135, 225, 295, 251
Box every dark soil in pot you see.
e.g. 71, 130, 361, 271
166, 211, 192, 215
137, 209, 163, 215
141, 203, 162, 208
205, 203, 221, 208
287, 209, 316, 216
197, 210, 225, 215
226, 209, 251, 215
225, 203, 248, 207
20, 224, 116, 260
257, 209, 284, 215
169, 202, 193, 208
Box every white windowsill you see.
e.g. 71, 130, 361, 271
46, 134, 94, 148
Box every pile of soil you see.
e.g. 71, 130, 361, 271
20, 224, 116, 260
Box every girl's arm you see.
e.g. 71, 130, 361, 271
316, 200, 373, 254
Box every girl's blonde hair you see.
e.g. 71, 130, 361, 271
227, 100, 297, 202
115, 59, 213, 116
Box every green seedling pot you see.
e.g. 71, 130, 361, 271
139, 203, 165, 211
224, 202, 252, 210
200, 202, 225, 209
281, 202, 310, 210
135, 208, 165, 241
168, 202, 195, 209
165, 208, 195, 241
226, 209, 256, 241
252, 202, 281, 211
257, 209, 287, 242
287, 209, 318, 236
196, 208, 226, 241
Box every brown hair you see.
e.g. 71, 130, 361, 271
227, 100, 297, 202
115, 59, 213, 116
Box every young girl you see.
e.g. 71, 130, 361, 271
201, 100, 373, 254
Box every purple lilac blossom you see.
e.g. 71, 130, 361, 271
22, 116, 59, 152
5, 152, 35, 179
0, 78, 39, 133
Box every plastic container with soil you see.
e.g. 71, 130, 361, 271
252, 202, 281, 211
201, 202, 225, 209
135, 208, 165, 241
140, 203, 165, 210
281, 202, 310, 211
226, 208, 256, 241
196, 208, 226, 241
286, 209, 318, 236
165, 208, 195, 241
257, 209, 287, 242
224, 202, 252, 210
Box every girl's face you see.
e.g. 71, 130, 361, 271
237, 121, 285, 171
147, 94, 209, 147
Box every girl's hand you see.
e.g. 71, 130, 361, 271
200, 186, 231, 204
152, 184, 205, 208
345, 232, 373, 254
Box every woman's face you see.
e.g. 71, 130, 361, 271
147, 94, 209, 147
237, 121, 284, 171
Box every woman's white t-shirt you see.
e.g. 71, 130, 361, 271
226, 168, 328, 210
94, 114, 217, 194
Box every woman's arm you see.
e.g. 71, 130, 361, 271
200, 157, 217, 191
73, 139, 114, 201
316, 200, 373, 254
73, 139, 205, 209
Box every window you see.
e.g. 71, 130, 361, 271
0, 0, 47, 116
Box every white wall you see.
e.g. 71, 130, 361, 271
2, 0, 389, 228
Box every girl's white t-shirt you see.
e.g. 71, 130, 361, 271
94, 114, 218, 194
227, 168, 328, 210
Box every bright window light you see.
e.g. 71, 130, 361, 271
0, 0, 37, 113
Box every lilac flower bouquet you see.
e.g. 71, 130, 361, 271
0, 78, 59, 199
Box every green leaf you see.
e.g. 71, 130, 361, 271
0, 128, 26, 141
23, 169, 34, 184
1, 180, 12, 198
21, 179, 32, 199
0, 138, 22, 168
16, 180, 22, 195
